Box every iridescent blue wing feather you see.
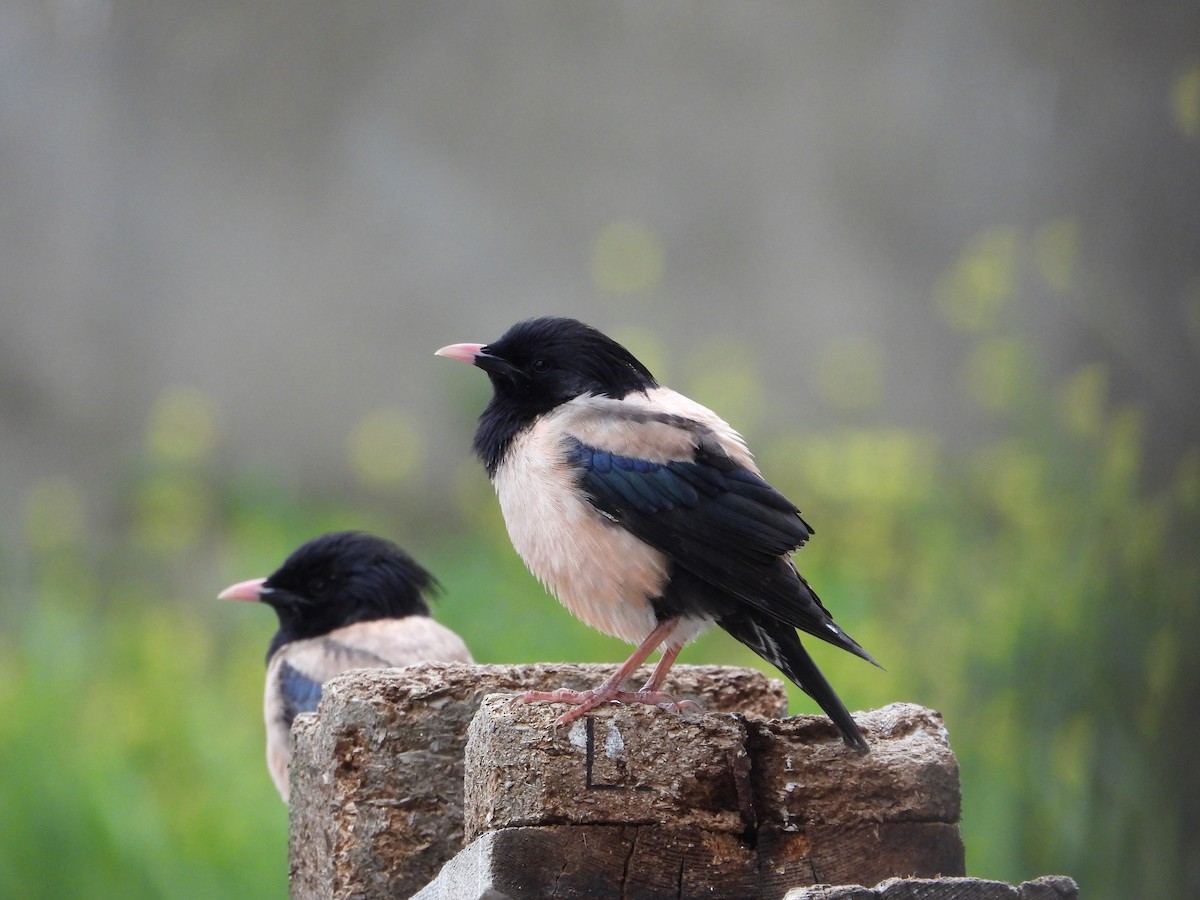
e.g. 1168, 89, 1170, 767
278, 659, 323, 727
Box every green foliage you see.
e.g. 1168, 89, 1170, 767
1, 319, 1195, 899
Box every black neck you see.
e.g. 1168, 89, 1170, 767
474, 397, 539, 478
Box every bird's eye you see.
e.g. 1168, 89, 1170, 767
531, 358, 551, 373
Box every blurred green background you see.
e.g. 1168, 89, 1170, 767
2, 4, 1198, 899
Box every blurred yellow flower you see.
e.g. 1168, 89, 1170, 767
935, 227, 1019, 332
347, 407, 424, 489
145, 387, 219, 465
769, 429, 938, 506
1170, 58, 1200, 139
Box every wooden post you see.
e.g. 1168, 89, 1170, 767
288, 663, 1077, 899
287, 662, 788, 899
420, 698, 965, 899
748, 707, 966, 892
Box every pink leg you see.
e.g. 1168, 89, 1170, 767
639, 643, 683, 692
518, 618, 688, 725
633, 643, 699, 713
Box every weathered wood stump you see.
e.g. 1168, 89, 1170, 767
415, 697, 963, 899
288, 662, 787, 899
288, 662, 1075, 899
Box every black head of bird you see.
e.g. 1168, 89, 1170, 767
219, 530, 471, 802
438, 316, 659, 475
219, 530, 437, 661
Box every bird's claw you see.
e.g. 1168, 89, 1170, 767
628, 690, 701, 714
657, 697, 701, 714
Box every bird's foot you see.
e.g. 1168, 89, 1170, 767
651, 695, 701, 714
514, 687, 606, 725
515, 686, 700, 725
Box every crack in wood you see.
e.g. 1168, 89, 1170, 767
584, 716, 651, 792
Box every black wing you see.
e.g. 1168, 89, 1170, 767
568, 436, 872, 661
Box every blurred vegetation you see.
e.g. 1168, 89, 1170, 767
2, 229, 1197, 899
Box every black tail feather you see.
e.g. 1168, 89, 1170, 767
720, 612, 870, 754
785, 563, 882, 668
